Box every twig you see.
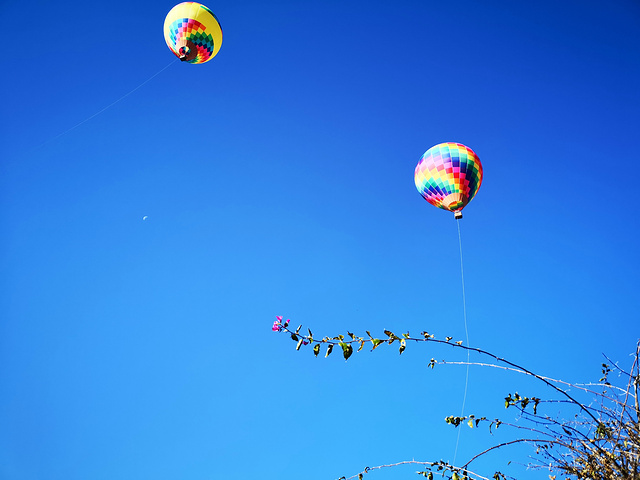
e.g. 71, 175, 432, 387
339, 460, 494, 480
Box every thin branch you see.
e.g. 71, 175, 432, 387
461, 438, 551, 469
441, 360, 631, 402
604, 353, 633, 378
274, 321, 640, 478
279, 324, 603, 426
575, 382, 632, 397
339, 460, 495, 480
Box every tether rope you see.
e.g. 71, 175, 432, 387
36, 59, 178, 150
453, 217, 470, 464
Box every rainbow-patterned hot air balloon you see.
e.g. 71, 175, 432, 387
414, 142, 483, 219
164, 2, 223, 64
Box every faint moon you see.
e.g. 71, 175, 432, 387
143, 216, 148, 220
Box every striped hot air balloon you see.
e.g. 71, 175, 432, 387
164, 2, 223, 64
414, 142, 483, 219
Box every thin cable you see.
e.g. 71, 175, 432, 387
453, 217, 470, 464
39, 59, 178, 148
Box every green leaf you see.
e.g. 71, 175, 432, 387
383, 330, 393, 337
340, 342, 353, 360
325, 344, 333, 358
596, 422, 610, 439
428, 473, 433, 480
291, 333, 298, 342
371, 339, 384, 351
399, 338, 406, 355
489, 420, 502, 434
445, 416, 463, 427
313, 343, 320, 357
357, 340, 365, 352
533, 397, 540, 415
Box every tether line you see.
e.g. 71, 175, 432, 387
453, 217, 470, 464
36, 59, 178, 150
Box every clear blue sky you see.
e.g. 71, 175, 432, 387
1, 0, 639, 478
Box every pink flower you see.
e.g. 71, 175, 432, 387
272, 316, 284, 332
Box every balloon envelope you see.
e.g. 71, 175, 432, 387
414, 142, 483, 215
164, 2, 223, 64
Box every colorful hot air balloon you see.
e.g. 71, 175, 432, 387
164, 2, 223, 64
414, 142, 483, 219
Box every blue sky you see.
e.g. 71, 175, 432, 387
1, 0, 639, 479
